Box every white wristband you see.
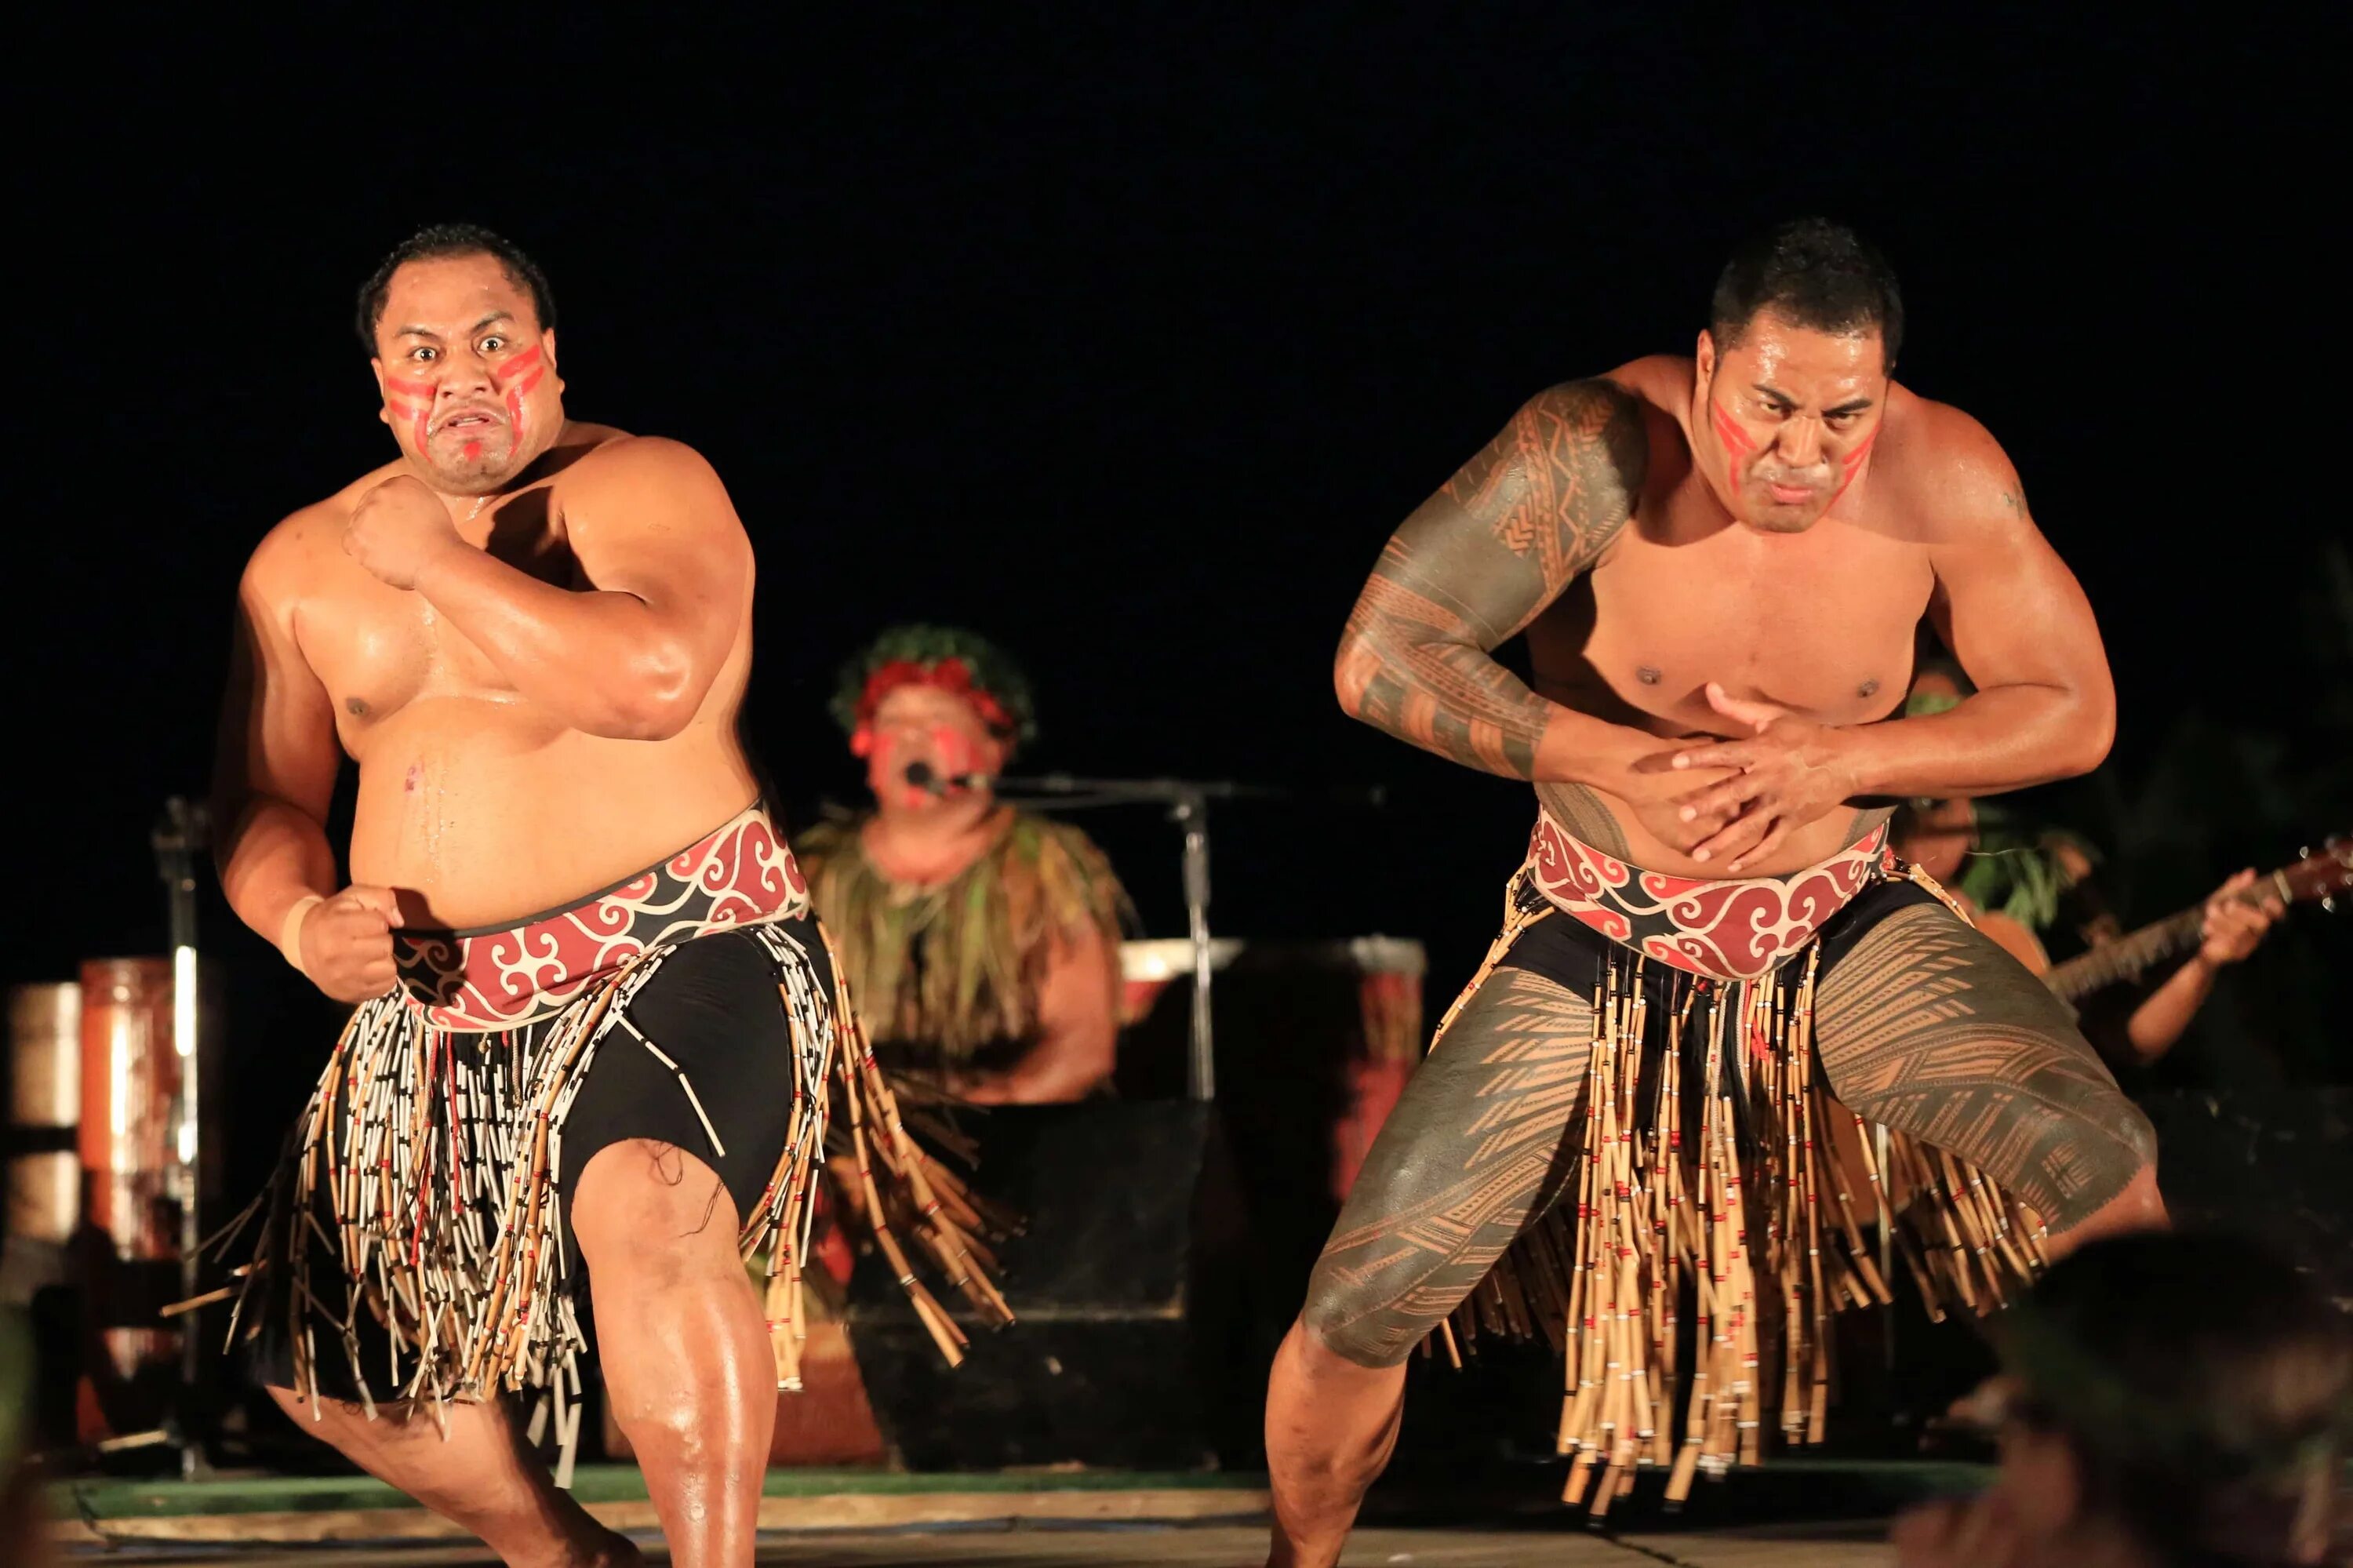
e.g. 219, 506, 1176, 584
280, 895, 325, 972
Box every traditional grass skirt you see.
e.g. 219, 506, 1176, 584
1441, 824, 2046, 1515
194, 807, 1009, 1468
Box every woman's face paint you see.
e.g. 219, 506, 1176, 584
864, 686, 1007, 814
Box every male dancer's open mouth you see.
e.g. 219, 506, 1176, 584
435, 405, 505, 436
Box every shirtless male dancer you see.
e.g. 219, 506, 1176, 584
212, 224, 996, 1567
1264, 220, 2166, 1567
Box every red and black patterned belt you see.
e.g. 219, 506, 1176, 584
391, 804, 810, 1031
1525, 811, 1889, 982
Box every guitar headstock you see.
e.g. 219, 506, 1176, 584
2278, 835, 2353, 909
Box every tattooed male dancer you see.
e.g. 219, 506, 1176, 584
1264, 220, 2165, 1567
212, 224, 998, 1568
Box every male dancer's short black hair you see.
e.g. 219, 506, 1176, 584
355, 223, 558, 355
1711, 218, 1904, 370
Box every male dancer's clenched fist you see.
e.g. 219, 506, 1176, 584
288, 886, 404, 1002
344, 475, 460, 590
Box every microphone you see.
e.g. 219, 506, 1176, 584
904, 761, 991, 796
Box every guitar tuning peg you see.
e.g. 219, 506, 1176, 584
2324, 894, 2337, 915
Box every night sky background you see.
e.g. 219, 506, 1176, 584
13, 9, 2347, 1216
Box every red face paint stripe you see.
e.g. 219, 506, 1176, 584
384, 388, 434, 452
1710, 400, 1756, 498
1711, 399, 1755, 456
1839, 424, 1880, 477
390, 366, 436, 459
500, 351, 547, 455
1830, 424, 1881, 505
494, 344, 544, 383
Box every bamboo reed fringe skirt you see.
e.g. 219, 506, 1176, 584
1435, 841, 2046, 1516
188, 806, 1012, 1477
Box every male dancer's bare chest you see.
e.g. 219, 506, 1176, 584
304, 496, 588, 748
1529, 497, 1930, 731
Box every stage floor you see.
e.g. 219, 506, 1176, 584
47, 1461, 1970, 1566
59, 1519, 1899, 1566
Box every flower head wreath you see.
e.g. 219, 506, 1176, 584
831, 624, 1040, 759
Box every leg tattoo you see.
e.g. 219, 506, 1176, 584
1304, 964, 1594, 1366
1813, 900, 2155, 1233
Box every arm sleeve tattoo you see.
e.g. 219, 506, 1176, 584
1336, 380, 1646, 777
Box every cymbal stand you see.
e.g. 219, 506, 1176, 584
994, 775, 1278, 1103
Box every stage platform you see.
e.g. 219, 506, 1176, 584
44, 1459, 1985, 1566
40, 1520, 1904, 1566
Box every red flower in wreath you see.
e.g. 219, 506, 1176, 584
832, 625, 1040, 752
853, 656, 1016, 739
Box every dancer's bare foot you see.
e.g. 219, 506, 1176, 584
587, 1527, 646, 1568
541, 1526, 643, 1568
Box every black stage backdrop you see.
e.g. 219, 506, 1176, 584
10, 10, 2345, 1212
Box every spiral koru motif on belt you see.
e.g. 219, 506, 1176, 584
392, 807, 811, 1031
1527, 814, 1887, 981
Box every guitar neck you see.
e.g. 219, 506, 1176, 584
2042, 906, 2207, 1005
2037, 849, 2343, 1004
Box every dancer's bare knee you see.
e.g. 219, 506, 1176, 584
1297, 1311, 1377, 1373
2115, 1099, 2159, 1173
2039, 1099, 2162, 1242
1269, 1315, 1407, 1545
1299, 1273, 1424, 1372
2046, 1161, 2167, 1259
572, 1138, 740, 1271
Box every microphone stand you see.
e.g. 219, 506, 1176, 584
990, 776, 1274, 1103
150, 795, 211, 1479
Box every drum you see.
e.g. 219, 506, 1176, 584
1115, 937, 1243, 1026
1330, 937, 1427, 1199
5, 982, 80, 1253
70, 956, 224, 1439
74, 959, 181, 1421
78, 960, 181, 1264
